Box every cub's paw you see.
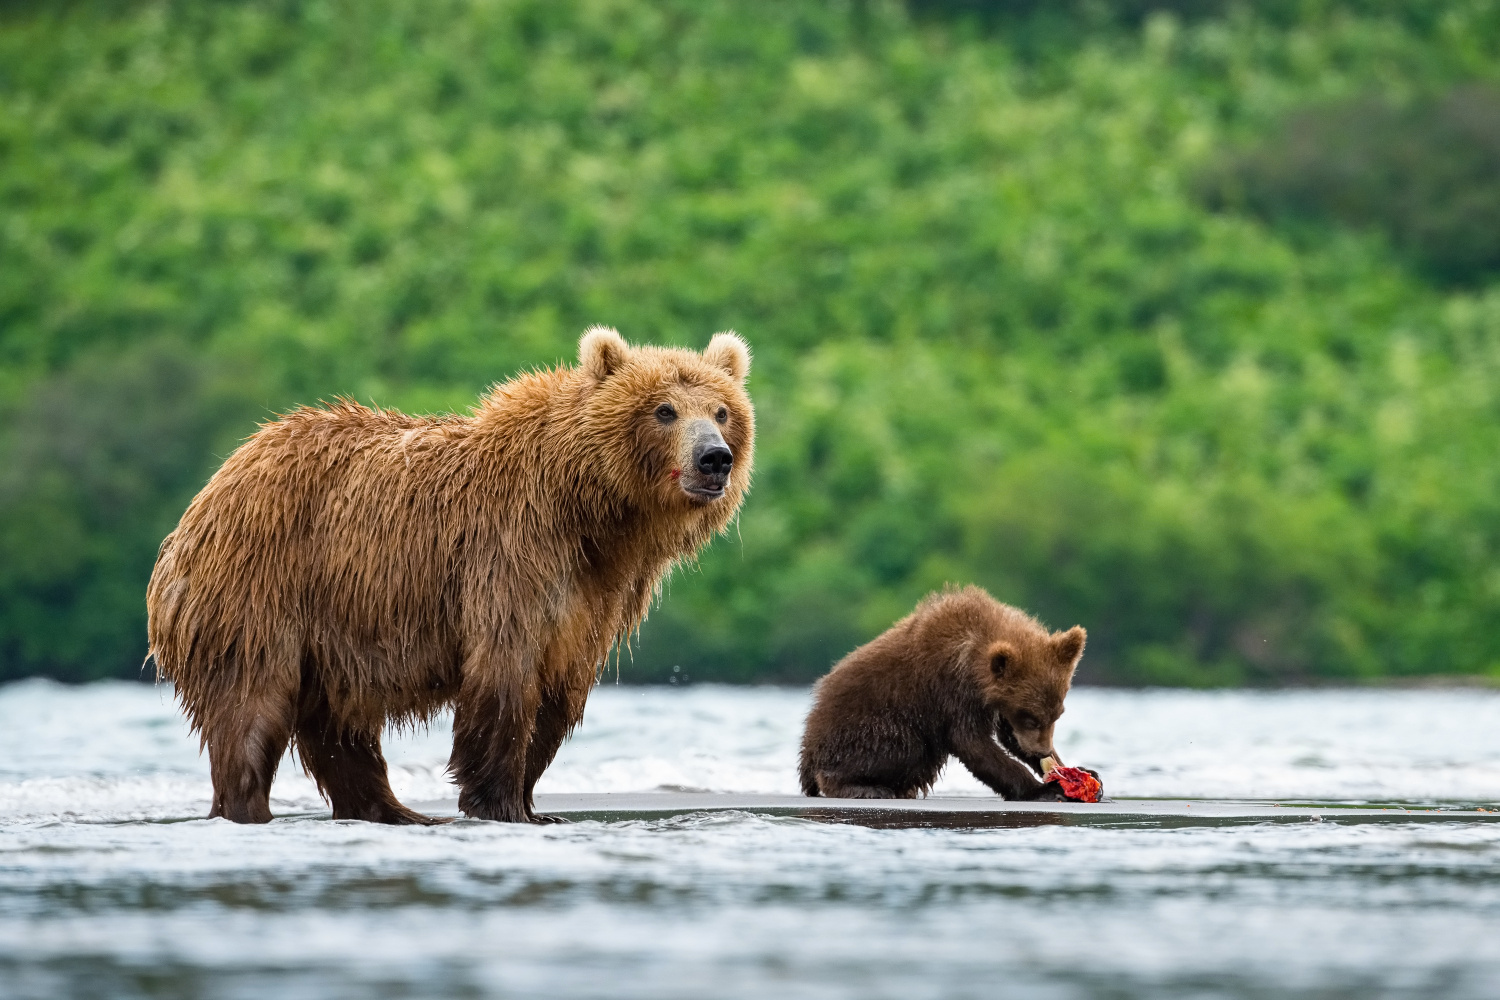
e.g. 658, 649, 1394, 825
1020, 783, 1068, 802
529, 813, 572, 825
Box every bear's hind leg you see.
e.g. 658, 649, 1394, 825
206, 705, 295, 824
814, 776, 920, 800
295, 689, 440, 826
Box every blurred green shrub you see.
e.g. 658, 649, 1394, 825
0, 343, 263, 681
1201, 87, 1500, 286
905, 0, 1463, 33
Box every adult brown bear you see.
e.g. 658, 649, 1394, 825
146, 327, 753, 824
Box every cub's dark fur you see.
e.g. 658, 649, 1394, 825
799, 587, 1088, 800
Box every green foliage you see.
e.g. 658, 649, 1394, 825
0, 342, 263, 681
2, 0, 1500, 685
1201, 86, 1500, 286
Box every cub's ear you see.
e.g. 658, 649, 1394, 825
580, 325, 630, 381
987, 641, 1017, 678
703, 331, 750, 383
1052, 626, 1086, 668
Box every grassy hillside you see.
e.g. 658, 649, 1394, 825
3, 0, 1499, 685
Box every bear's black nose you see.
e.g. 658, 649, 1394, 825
695, 443, 733, 476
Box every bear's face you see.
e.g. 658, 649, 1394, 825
577, 327, 754, 514
977, 625, 1086, 771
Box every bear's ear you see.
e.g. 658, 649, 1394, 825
987, 641, 1017, 678
703, 331, 750, 384
1052, 626, 1086, 669
579, 325, 630, 381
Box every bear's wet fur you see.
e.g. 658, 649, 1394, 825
147, 327, 753, 824
799, 586, 1087, 800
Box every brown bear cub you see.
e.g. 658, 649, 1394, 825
799, 587, 1093, 801
147, 327, 753, 825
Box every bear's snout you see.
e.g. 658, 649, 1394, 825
695, 441, 733, 477
683, 420, 733, 499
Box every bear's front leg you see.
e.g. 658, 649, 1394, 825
520, 690, 573, 823
521, 675, 592, 823
950, 730, 1053, 801
448, 671, 541, 823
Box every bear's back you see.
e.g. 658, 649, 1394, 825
802, 587, 1062, 747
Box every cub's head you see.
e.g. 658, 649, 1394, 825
576, 326, 755, 519
978, 619, 1086, 773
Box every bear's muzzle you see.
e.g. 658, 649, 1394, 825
683, 419, 733, 501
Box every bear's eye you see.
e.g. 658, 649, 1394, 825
1014, 713, 1040, 731
715, 406, 728, 424
655, 403, 677, 423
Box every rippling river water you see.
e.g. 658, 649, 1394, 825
2, 681, 1499, 999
